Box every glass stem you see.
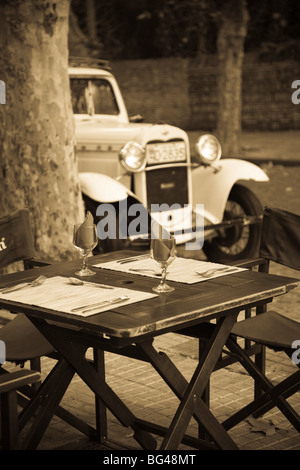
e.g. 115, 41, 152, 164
82, 251, 88, 271
160, 266, 167, 286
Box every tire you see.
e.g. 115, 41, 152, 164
202, 184, 263, 263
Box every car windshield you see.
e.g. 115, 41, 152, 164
70, 78, 119, 115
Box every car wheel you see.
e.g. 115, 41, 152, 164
203, 184, 263, 263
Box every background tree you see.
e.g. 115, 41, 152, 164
216, 0, 249, 156
71, 1, 299, 156
69, 0, 102, 57
246, 0, 300, 61
0, 0, 84, 262
72, 0, 300, 61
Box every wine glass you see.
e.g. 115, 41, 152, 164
73, 223, 98, 276
150, 236, 176, 293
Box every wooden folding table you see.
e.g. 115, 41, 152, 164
0, 251, 298, 450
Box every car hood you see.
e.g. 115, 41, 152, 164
74, 118, 188, 147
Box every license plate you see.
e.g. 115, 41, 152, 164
146, 141, 186, 164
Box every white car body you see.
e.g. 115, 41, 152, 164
69, 60, 268, 252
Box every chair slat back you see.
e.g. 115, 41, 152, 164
259, 207, 300, 271
0, 209, 36, 269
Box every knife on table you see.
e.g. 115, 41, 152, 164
71, 295, 130, 313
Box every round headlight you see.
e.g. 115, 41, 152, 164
195, 134, 222, 165
119, 142, 146, 172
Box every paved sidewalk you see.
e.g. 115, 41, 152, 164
240, 130, 300, 164
10, 330, 299, 451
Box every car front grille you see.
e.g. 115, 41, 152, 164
146, 167, 189, 208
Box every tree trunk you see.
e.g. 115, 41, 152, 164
0, 0, 84, 262
216, 0, 248, 157
86, 0, 98, 43
69, 7, 101, 57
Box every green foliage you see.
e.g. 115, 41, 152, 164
71, 0, 300, 61
246, 0, 300, 60
71, 0, 217, 59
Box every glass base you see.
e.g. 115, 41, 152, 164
152, 283, 175, 293
75, 268, 96, 277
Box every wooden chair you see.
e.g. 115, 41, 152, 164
0, 209, 106, 448
0, 209, 54, 373
0, 209, 55, 448
0, 369, 41, 449
222, 206, 300, 432
177, 207, 300, 439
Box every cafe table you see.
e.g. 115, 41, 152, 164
0, 250, 299, 450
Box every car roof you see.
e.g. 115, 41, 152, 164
68, 67, 113, 78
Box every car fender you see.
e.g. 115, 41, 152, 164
192, 159, 269, 223
79, 172, 142, 204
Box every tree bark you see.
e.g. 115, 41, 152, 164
0, 0, 84, 262
216, 0, 249, 157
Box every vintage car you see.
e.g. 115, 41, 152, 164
69, 58, 269, 262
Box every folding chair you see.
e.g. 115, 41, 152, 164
222, 206, 300, 432
0, 209, 54, 372
0, 209, 107, 448
0, 369, 41, 449
0, 209, 54, 448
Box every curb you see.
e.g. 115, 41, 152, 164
241, 158, 300, 166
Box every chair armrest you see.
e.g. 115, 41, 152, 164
0, 369, 41, 394
234, 257, 266, 269
24, 258, 52, 269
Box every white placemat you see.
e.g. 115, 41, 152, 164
94, 255, 246, 284
0, 276, 157, 317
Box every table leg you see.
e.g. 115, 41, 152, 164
20, 358, 75, 450
93, 347, 107, 442
137, 314, 239, 450
15, 367, 99, 443
35, 325, 157, 450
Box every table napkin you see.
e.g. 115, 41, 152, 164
75, 211, 95, 249
151, 238, 175, 262
0, 276, 157, 317
94, 256, 246, 284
